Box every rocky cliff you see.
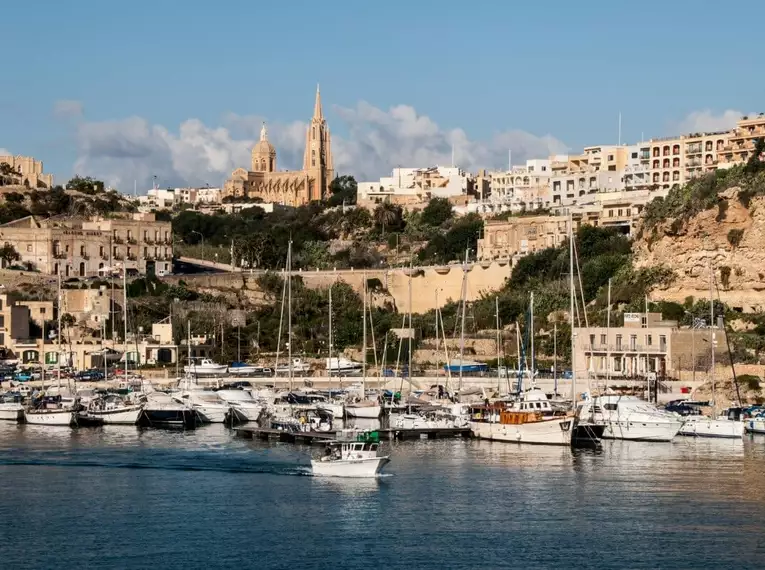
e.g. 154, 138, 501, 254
633, 187, 765, 312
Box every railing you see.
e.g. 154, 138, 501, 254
127, 254, 137, 261
145, 239, 154, 245
127, 238, 137, 245
583, 344, 668, 354
53, 252, 66, 259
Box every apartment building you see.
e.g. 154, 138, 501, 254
719, 115, 765, 168
357, 166, 470, 206
573, 312, 726, 380
0, 213, 172, 277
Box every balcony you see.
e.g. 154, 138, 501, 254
584, 343, 667, 354
114, 255, 124, 261
127, 254, 137, 261
81, 254, 90, 260
53, 251, 66, 259
113, 237, 124, 245
686, 147, 703, 155
127, 238, 137, 245
145, 239, 155, 245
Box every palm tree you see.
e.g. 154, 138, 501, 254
373, 202, 403, 236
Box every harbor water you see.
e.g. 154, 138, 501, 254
0, 423, 763, 569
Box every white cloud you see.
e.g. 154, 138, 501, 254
54, 99, 84, 119
71, 101, 569, 191
673, 109, 746, 134
0, 148, 10, 156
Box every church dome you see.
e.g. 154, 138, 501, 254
252, 123, 276, 157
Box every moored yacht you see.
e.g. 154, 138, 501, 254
0, 393, 25, 422
275, 358, 312, 375
228, 361, 262, 376
25, 395, 77, 427
183, 358, 228, 377
139, 392, 197, 428
216, 389, 264, 423
345, 399, 381, 419
678, 407, 744, 439
578, 394, 684, 442
325, 357, 363, 376
469, 388, 573, 446
80, 395, 142, 425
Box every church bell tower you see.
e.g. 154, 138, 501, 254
303, 85, 334, 201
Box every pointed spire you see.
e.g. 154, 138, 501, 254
313, 83, 323, 120
260, 121, 268, 141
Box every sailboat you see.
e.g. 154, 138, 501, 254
678, 262, 744, 439
345, 274, 381, 419
26, 268, 77, 427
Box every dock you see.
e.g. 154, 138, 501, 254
379, 427, 472, 440
234, 426, 335, 445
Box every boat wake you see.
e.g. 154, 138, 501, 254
0, 447, 313, 477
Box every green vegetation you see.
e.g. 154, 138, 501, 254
0, 243, 20, 266
727, 228, 745, 247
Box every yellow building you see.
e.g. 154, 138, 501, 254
0, 154, 54, 189
719, 115, 765, 167
223, 86, 334, 206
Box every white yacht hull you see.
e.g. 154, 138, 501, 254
0, 404, 24, 422
25, 409, 76, 426
470, 417, 573, 446
745, 418, 765, 434
193, 405, 229, 424
230, 403, 263, 422
678, 416, 744, 438
87, 406, 142, 425
345, 405, 381, 419
228, 366, 261, 376
316, 403, 344, 417
183, 365, 228, 376
311, 456, 390, 478
601, 420, 683, 442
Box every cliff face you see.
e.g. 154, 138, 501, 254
633, 187, 765, 311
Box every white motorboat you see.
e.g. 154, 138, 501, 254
392, 412, 468, 430
82, 395, 142, 425
678, 408, 744, 439
578, 394, 683, 442
275, 358, 312, 375
216, 389, 263, 422
316, 401, 344, 417
183, 358, 228, 377
469, 389, 573, 446
175, 391, 230, 424
227, 362, 262, 376
311, 432, 390, 478
325, 357, 363, 375
0, 401, 25, 422
139, 392, 197, 428
345, 400, 381, 419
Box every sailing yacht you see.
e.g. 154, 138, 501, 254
26, 395, 78, 426
345, 275, 381, 419
80, 394, 143, 425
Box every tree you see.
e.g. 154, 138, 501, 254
66, 175, 105, 195
0, 243, 20, 267
328, 175, 357, 207
373, 203, 405, 235
421, 197, 453, 227
4, 192, 25, 204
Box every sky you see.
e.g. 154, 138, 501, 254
2, 0, 763, 192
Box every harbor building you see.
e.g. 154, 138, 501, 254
0, 212, 172, 277
573, 312, 727, 381
223, 86, 334, 206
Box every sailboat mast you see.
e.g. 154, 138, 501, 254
495, 296, 501, 393
328, 282, 333, 385
709, 260, 715, 414
606, 278, 612, 391
123, 264, 128, 385
458, 248, 468, 392
530, 291, 535, 385
407, 261, 413, 394
569, 212, 576, 403
553, 323, 558, 395
362, 273, 367, 397
41, 318, 45, 391
56, 267, 61, 389
288, 240, 293, 392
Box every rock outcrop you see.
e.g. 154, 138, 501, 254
633, 187, 765, 311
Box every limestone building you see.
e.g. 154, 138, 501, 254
0, 154, 53, 188
223, 86, 334, 206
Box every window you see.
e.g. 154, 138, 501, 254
600, 334, 607, 345
613, 358, 622, 372
630, 335, 637, 350
80, 245, 85, 256
604, 403, 618, 411
113, 246, 118, 256
615, 334, 622, 349
631, 152, 638, 159
144, 230, 148, 241
659, 335, 667, 349
40, 308, 45, 315
99, 246, 105, 257
164, 231, 169, 242
646, 335, 653, 346
608, 154, 614, 161
0, 315, 4, 327
589, 334, 595, 346
127, 230, 132, 240
26, 244, 32, 252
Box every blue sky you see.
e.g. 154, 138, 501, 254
2, 0, 763, 189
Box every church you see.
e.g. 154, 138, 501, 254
223, 86, 334, 206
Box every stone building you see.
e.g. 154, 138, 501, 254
0, 154, 54, 189
223, 86, 334, 206
0, 213, 172, 277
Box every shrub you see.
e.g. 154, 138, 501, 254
716, 200, 728, 221
720, 266, 732, 288
727, 228, 744, 247
738, 374, 761, 391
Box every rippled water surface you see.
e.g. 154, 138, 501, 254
0, 423, 764, 569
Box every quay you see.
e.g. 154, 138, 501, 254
234, 426, 335, 445
379, 427, 472, 440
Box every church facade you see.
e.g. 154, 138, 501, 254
223, 86, 334, 206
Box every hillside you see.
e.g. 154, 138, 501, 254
634, 165, 765, 311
